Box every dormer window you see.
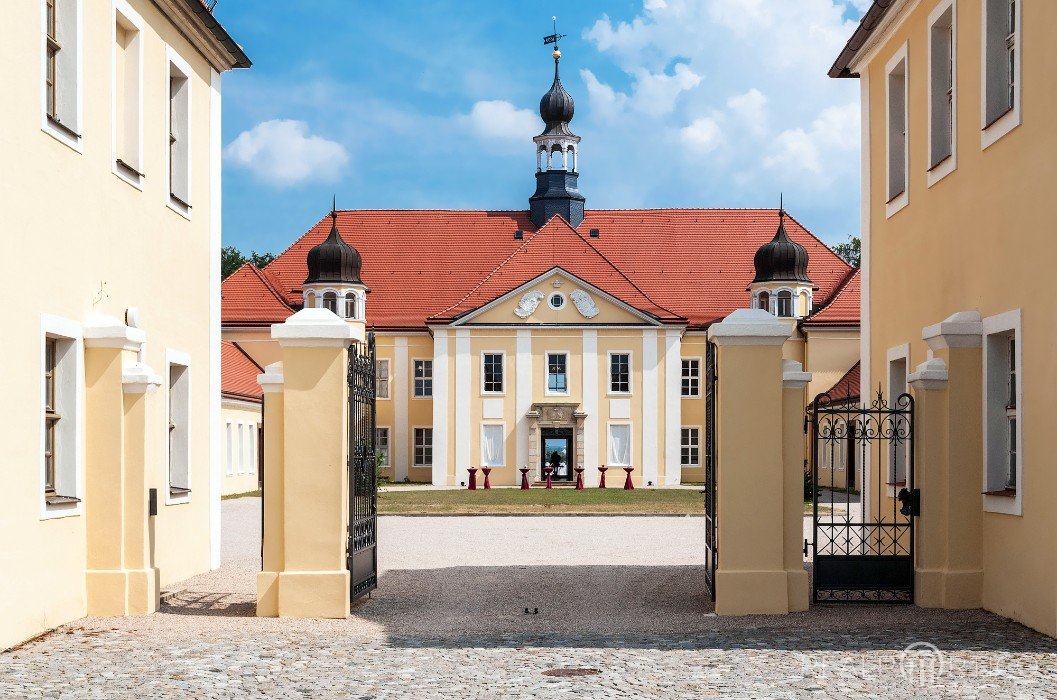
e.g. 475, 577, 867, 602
344, 292, 356, 319
305, 291, 316, 308
757, 291, 770, 311
322, 291, 337, 314
776, 290, 793, 318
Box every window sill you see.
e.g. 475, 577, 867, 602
45, 494, 81, 506
983, 488, 1016, 498
47, 116, 82, 140
168, 486, 191, 502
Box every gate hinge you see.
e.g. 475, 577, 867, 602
803, 538, 809, 557
897, 487, 920, 517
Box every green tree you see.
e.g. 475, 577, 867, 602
221, 246, 277, 279
831, 235, 861, 268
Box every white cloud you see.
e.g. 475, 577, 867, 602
580, 63, 701, 119
726, 88, 769, 135
680, 117, 723, 152
224, 119, 348, 188
462, 100, 539, 141
764, 102, 859, 177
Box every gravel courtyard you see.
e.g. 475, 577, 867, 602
3, 497, 1057, 698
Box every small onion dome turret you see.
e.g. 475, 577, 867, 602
304, 210, 363, 286
753, 209, 812, 284
539, 52, 575, 136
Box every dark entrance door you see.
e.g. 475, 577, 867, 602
540, 428, 573, 480
808, 389, 917, 604
347, 333, 378, 603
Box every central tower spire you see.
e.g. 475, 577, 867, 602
529, 18, 585, 229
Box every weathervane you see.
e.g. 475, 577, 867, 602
543, 15, 566, 55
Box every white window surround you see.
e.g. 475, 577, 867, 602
481, 351, 506, 396
607, 351, 633, 396
927, 0, 958, 187
480, 423, 506, 467
40, 315, 84, 520
413, 426, 433, 467
981, 0, 1022, 149
548, 292, 566, 310
41, 0, 83, 151
886, 43, 910, 218
680, 426, 701, 467
982, 309, 1022, 516
376, 426, 390, 466
112, 0, 144, 189
412, 358, 433, 399
375, 358, 391, 400
607, 422, 633, 467
166, 349, 191, 505
236, 423, 245, 474
681, 357, 702, 398
886, 343, 910, 496
545, 351, 570, 396
248, 424, 256, 475
166, 45, 193, 219
225, 422, 233, 475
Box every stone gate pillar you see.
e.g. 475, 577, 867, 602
256, 308, 362, 618
708, 309, 809, 615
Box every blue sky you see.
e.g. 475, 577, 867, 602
215, 0, 870, 253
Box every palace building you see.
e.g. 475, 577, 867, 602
223, 47, 860, 488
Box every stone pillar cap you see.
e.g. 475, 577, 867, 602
122, 361, 162, 394
923, 310, 982, 350
708, 308, 791, 346
272, 308, 356, 347
84, 314, 146, 351
782, 359, 813, 389
908, 357, 949, 390
258, 361, 285, 393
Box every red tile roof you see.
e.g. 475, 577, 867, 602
225, 209, 856, 331
222, 263, 294, 327
803, 269, 860, 326
823, 361, 861, 403
221, 340, 263, 402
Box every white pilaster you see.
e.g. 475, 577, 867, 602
394, 336, 409, 481
516, 330, 532, 473
582, 330, 599, 486
454, 330, 471, 481
642, 329, 658, 486
431, 330, 449, 485
208, 68, 223, 570
664, 328, 682, 486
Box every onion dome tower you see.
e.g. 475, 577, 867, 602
749, 201, 813, 319
302, 199, 368, 322
529, 23, 585, 229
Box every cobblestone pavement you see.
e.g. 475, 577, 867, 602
3, 499, 1057, 699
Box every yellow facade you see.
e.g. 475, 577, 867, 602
221, 399, 262, 496
846, 0, 1056, 635
0, 0, 246, 649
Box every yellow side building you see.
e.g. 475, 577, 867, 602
831, 0, 1055, 636
0, 0, 248, 650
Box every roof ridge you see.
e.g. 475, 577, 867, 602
229, 340, 264, 372
811, 266, 859, 316
240, 262, 294, 311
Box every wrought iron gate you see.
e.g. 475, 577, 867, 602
808, 389, 917, 603
703, 340, 718, 602
347, 333, 378, 602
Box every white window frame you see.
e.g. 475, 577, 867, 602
112, 0, 144, 188
480, 423, 506, 468
981, 0, 1022, 149
166, 45, 193, 218
375, 358, 391, 400
927, 0, 958, 186
886, 344, 910, 495
236, 423, 245, 475
412, 358, 433, 398
680, 426, 701, 467
41, 0, 84, 151
885, 43, 910, 218
413, 426, 434, 467
40, 315, 84, 519
481, 351, 506, 396
607, 422, 633, 467
545, 351, 570, 396
608, 351, 633, 396
775, 289, 794, 318
681, 357, 702, 398
248, 424, 256, 475
166, 349, 192, 504
982, 309, 1022, 516
225, 421, 233, 476
376, 426, 390, 466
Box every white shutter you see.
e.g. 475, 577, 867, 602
54, 0, 79, 131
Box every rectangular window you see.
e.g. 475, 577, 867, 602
43, 0, 81, 139
168, 361, 191, 499
886, 49, 908, 204
680, 427, 700, 467
225, 422, 233, 475
114, 3, 143, 182
376, 359, 390, 399
248, 425, 256, 475
167, 52, 191, 210
929, 2, 955, 170
610, 353, 631, 394
237, 424, 245, 475
376, 427, 390, 466
888, 356, 908, 484
481, 424, 505, 467
414, 427, 433, 467
608, 424, 632, 466
413, 360, 433, 397
547, 353, 568, 393
483, 353, 504, 393
983, 311, 1021, 513
681, 359, 700, 398
41, 321, 80, 510
984, 0, 1018, 127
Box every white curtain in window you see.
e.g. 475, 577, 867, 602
609, 424, 631, 466
481, 424, 504, 467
